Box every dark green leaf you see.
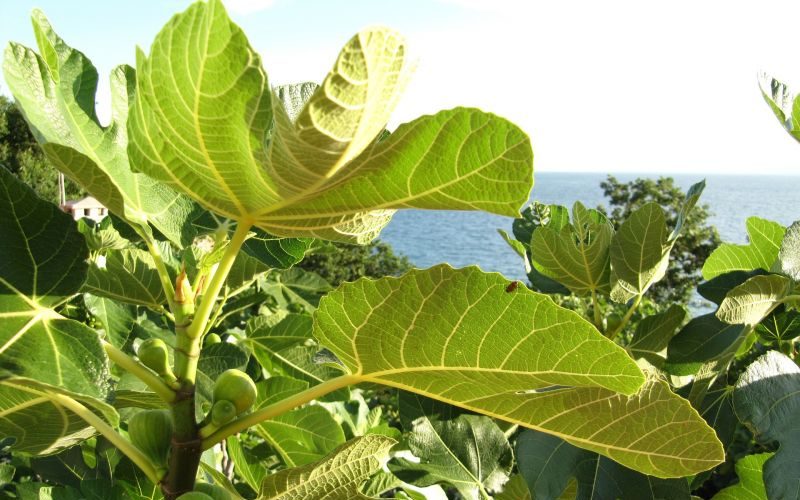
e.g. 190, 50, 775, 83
390, 415, 513, 500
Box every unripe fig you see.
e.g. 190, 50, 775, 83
210, 399, 237, 427
128, 409, 172, 469
212, 369, 256, 415
138, 339, 170, 375
195, 482, 232, 500
176, 493, 213, 500
204, 333, 222, 346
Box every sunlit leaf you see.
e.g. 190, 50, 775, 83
702, 217, 785, 280
314, 266, 723, 477
128, 0, 533, 243
2, 12, 198, 245
716, 274, 792, 326
712, 453, 772, 500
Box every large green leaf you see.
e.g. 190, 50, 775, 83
258, 435, 396, 499
716, 274, 792, 326
257, 405, 346, 468
734, 351, 800, 500
516, 429, 690, 500
0, 168, 108, 398
2, 11, 198, 245
389, 415, 513, 500
759, 72, 800, 143
779, 220, 800, 281
530, 202, 613, 295
702, 217, 785, 280
83, 295, 136, 349
712, 453, 772, 500
609, 181, 705, 303
83, 249, 166, 308
314, 266, 723, 477
128, 0, 533, 243
609, 203, 669, 303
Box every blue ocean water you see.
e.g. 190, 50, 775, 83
380, 172, 800, 280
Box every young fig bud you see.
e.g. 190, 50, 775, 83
212, 369, 257, 415
128, 409, 173, 471
175, 268, 194, 304
210, 399, 237, 427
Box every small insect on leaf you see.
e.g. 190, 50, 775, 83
505, 281, 520, 293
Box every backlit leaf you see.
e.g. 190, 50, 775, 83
702, 217, 785, 280
314, 266, 723, 477
716, 274, 792, 326
128, 0, 533, 243
2, 12, 198, 245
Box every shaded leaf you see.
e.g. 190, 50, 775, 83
257, 405, 345, 467
628, 304, 685, 367
697, 270, 768, 305
516, 429, 690, 500
733, 351, 800, 500
389, 415, 512, 500
198, 342, 249, 379
83, 249, 166, 308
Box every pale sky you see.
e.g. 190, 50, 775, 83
2, 0, 800, 175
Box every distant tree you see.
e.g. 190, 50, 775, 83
599, 175, 721, 304
0, 94, 83, 203
299, 240, 412, 287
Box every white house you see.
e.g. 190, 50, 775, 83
61, 196, 108, 222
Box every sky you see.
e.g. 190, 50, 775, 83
2, 0, 800, 175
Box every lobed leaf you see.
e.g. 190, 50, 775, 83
128, 0, 533, 243
530, 202, 613, 295
2, 12, 198, 245
712, 453, 772, 500
390, 415, 513, 500
702, 217, 785, 280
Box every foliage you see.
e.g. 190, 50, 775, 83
599, 175, 721, 304
501, 173, 800, 498
298, 240, 412, 287
2, 1, 780, 499
0, 94, 83, 203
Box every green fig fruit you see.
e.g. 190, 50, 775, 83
212, 369, 256, 415
128, 409, 172, 469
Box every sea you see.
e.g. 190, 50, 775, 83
380, 172, 800, 281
